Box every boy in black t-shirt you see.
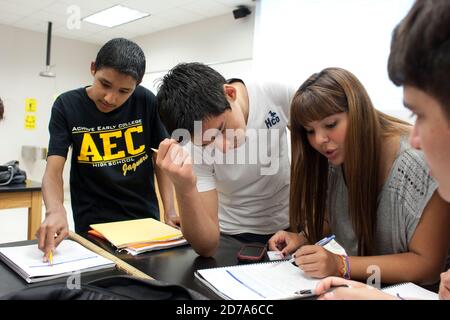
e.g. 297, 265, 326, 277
36, 38, 178, 261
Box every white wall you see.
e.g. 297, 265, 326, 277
134, 13, 255, 92
0, 24, 99, 183
253, 0, 415, 122
0, 24, 99, 242
0, 13, 256, 242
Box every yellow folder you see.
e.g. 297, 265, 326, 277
90, 218, 183, 249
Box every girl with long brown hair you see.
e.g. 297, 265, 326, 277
268, 67, 450, 284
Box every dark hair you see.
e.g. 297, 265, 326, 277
0, 97, 4, 120
388, 0, 450, 119
156, 62, 231, 134
95, 38, 146, 83
290, 67, 410, 256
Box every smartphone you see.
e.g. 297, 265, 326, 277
237, 244, 267, 262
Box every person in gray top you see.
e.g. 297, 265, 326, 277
314, 0, 450, 300
268, 67, 450, 285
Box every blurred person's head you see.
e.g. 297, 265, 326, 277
388, 0, 450, 201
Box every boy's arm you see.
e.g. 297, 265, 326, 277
155, 139, 220, 257
153, 154, 179, 227
36, 155, 69, 260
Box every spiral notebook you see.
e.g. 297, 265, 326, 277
0, 240, 115, 283
195, 260, 439, 300
381, 282, 439, 300
195, 260, 320, 300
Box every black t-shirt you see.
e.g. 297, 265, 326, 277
48, 85, 168, 232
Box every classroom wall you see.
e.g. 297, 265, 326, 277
0, 24, 99, 242
253, 0, 415, 122
0, 12, 256, 242
0, 24, 99, 184
134, 12, 255, 92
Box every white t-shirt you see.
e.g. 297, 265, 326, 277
185, 79, 296, 235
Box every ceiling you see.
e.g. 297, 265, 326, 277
0, 0, 255, 44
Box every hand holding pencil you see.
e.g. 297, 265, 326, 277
291, 235, 343, 278
154, 139, 196, 193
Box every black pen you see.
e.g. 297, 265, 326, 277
295, 284, 350, 296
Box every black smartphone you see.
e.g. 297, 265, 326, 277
237, 244, 267, 262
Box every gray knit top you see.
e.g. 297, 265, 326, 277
327, 136, 438, 256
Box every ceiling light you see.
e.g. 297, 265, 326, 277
83, 5, 149, 28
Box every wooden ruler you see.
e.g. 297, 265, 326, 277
68, 231, 153, 280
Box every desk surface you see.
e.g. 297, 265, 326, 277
0, 234, 253, 299
83, 233, 258, 298
0, 180, 41, 193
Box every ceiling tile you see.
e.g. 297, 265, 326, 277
0, 0, 256, 43
121, 0, 192, 15
213, 0, 255, 8
182, 0, 230, 17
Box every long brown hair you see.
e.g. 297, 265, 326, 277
290, 67, 409, 255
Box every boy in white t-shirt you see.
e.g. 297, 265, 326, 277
155, 62, 295, 257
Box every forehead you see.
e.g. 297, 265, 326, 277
404, 86, 438, 110
192, 112, 227, 146
304, 112, 347, 127
404, 85, 450, 125
95, 67, 137, 87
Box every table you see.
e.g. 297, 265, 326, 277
0, 180, 42, 240
0, 234, 254, 299
83, 232, 258, 298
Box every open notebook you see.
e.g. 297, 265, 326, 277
382, 282, 439, 300
195, 260, 439, 300
0, 240, 115, 283
195, 260, 320, 300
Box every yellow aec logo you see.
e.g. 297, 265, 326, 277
77, 125, 144, 162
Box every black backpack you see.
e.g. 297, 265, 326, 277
0, 160, 27, 186
0, 275, 208, 300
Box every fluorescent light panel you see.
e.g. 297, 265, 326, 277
83, 5, 149, 28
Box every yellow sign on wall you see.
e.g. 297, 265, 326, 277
25, 98, 37, 112
25, 115, 36, 129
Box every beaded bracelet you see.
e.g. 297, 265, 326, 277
338, 255, 347, 277
343, 255, 351, 280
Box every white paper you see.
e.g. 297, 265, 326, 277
382, 282, 439, 300
0, 240, 114, 282
196, 261, 319, 300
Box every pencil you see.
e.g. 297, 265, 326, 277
295, 284, 349, 296
48, 250, 53, 266
151, 148, 158, 153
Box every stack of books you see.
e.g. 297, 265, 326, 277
89, 218, 188, 255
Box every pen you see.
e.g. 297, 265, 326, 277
315, 234, 336, 246
289, 235, 337, 265
295, 284, 350, 296
48, 250, 53, 266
